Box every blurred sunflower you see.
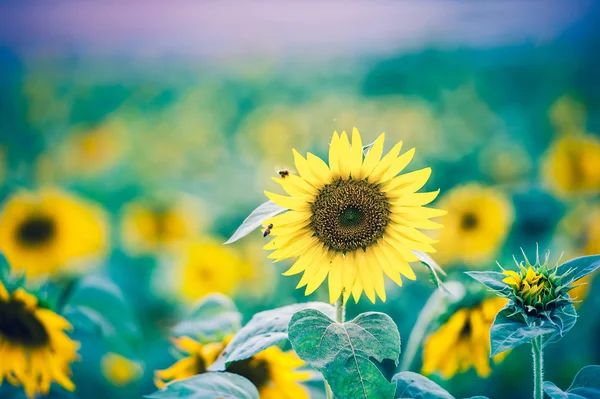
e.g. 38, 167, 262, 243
542, 134, 600, 197
174, 238, 252, 302
155, 336, 310, 398
0, 189, 109, 277
120, 195, 207, 255
422, 297, 508, 379
548, 95, 586, 135
432, 184, 513, 267
101, 352, 143, 387
0, 281, 79, 398
263, 128, 444, 304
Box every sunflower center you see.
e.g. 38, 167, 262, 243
460, 212, 478, 231
311, 178, 390, 253
0, 298, 49, 348
16, 215, 56, 247
226, 357, 270, 390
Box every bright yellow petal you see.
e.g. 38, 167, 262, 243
338, 131, 351, 179
264, 191, 310, 211
356, 250, 376, 303
381, 167, 432, 195
360, 133, 385, 179
389, 190, 440, 207
328, 258, 344, 303
272, 178, 314, 202
349, 127, 363, 179
378, 148, 416, 183
329, 132, 341, 176
368, 140, 403, 183
306, 153, 333, 186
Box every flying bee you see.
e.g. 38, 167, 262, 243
278, 169, 290, 179
263, 223, 273, 237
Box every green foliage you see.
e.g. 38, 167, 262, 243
414, 251, 449, 293
172, 293, 241, 341
146, 372, 259, 399
62, 276, 140, 348
289, 309, 400, 399
393, 372, 454, 399
209, 302, 334, 370
489, 307, 554, 356
465, 271, 507, 292
543, 365, 600, 399
556, 255, 600, 288
224, 200, 286, 244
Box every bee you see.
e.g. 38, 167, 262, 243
263, 223, 273, 237
278, 169, 290, 179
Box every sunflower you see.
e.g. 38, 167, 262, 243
120, 196, 207, 255
542, 134, 600, 197
262, 128, 444, 304
0, 281, 79, 398
155, 336, 310, 398
101, 352, 143, 387
422, 297, 508, 379
432, 184, 513, 267
174, 238, 252, 302
0, 189, 109, 277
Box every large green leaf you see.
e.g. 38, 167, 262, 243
224, 200, 286, 244
172, 294, 241, 340
556, 255, 600, 286
289, 309, 400, 399
465, 271, 509, 292
393, 372, 454, 399
209, 302, 334, 370
544, 303, 578, 346
146, 372, 259, 399
543, 365, 600, 399
490, 307, 554, 356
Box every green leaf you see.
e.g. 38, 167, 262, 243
557, 255, 600, 286
544, 303, 577, 346
465, 271, 509, 292
63, 276, 140, 343
543, 365, 600, 399
393, 371, 454, 399
172, 294, 241, 341
289, 309, 400, 399
414, 251, 449, 293
209, 302, 334, 370
224, 201, 286, 244
490, 307, 554, 356
145, 372, 259, 399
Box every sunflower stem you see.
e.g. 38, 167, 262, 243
532, 336, 544, 399
324, 297, 346, 399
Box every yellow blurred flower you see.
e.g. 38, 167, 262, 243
0, 189, 109, 277
120, 195, 207, 256
422, 297, 508, 379
479, 142, 531, 183
59, 120, 129, 177
433, 184, 513, 267
155, 336, 310, 398
0, 281, 79, 398
549, 95, 586, 135
175, 238, 252, 302
101, 352, 143, 387
542, 134, 600, 197
263, 129, 444, 304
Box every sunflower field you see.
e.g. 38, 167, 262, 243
1, 2, 600, 399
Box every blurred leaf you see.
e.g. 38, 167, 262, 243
145, 372, 259, 399
209, 302, 334, 370
64, 276, 140, 344
466, 271, 509, 292
173, 294, 242, 340
490, 307, 554, 356
557, 255, 600, 287
413, 251, 449, 294
224, 200, 286, 244
289, 309, 400, 399
393, 371, 454, 399
543, 365, 600, 399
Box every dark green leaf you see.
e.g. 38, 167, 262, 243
173, 294, 241, 340
209, 302, 334, 370
544, 304, 577, 346
557, 255, 600, 286
289, 309, 400, 399
543, 365, 600, 399
466, 271, 509, 292
490, 307, 554, 356
393, 371, 455, 399
145, 372, 259, 399
224, 201, 286, 244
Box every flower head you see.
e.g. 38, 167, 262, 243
263, 128, 445, 303
101, 352, 143, 387
0, 189, 109, 277
0, 280, 79, 398
155, 336, 310, 398
422, 297, 508, 379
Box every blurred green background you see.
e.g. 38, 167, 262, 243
0, 2, 599, 398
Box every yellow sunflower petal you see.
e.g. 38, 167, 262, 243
264, 191, 310, 211
389, 190, 440, 207
368, 140, 403, 183
292, 149, 316, 182
327, 258, 344, 304
282, 244, 326, 276
272, 178, 314, 202
371, 243, 403, 286
349, 127, 363, 179
379, 148, 416, 183
329, 131, 341, 176
360, 133, 385, 179
338, 131, 352, 179
381, 167, 432, 195
356, 250, 376, 303
306, 153, 333, 186
0, 281, 8, 299
379, 239, 417, 280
